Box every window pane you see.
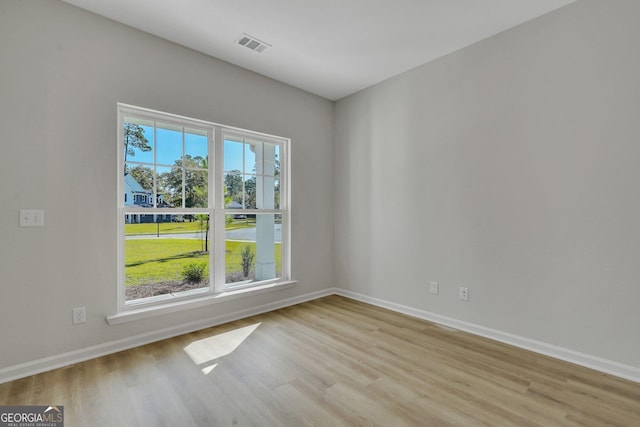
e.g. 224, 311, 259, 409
244, 141, 257, 174
225, 213, 281, 286
224, 170, 243, 208
274, 178, 280, 210
185, 129, 208, 161
224, 138, 243, 172
244, 175, 257, 209
156, 124, 182, 166
125, 164, 154, 207
153, 166, 173, 208
123, 120, 154, 164
124, 213, 211, 302
185, 169, 208, 208
158, 165, 182, 208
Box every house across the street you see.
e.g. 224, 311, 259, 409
124, 174, 172, 223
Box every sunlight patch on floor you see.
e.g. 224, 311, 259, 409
183, 322, 261, 374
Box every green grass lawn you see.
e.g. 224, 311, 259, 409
125, 238, 281, 287
125, 239, 209, 286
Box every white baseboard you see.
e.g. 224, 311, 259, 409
2, 287, 638, 385
0, 288, 334, 385
334, 288, 640, 384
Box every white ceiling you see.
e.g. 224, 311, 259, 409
61, 0, 576, 100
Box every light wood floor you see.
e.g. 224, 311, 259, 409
1, 295, 639, 426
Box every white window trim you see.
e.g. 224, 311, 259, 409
106, 280, 297, 325
115, 103, 292, 319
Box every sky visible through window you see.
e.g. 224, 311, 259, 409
127, 123, 279, 179
128, 124, 209, 166
224, 139, 244, 172
126, 123, 276, 175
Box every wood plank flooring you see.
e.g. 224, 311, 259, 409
1, 295, 639, 426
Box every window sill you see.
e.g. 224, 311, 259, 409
106, 280, 297, 325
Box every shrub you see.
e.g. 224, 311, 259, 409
241, 245, 255, 278
182, 263, 207, 283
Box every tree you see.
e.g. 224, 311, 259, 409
126, 165, 153, 190
123, 123, 151, 169
198, 155, 208, 170
224, 170, 243, 205
244, 176, 256, 209
195, 213, 209, 252
159, 155, 207, 208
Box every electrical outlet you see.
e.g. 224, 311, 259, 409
459, 287, 469, 301
72, 307, 86, 324
430, 281, 439, 295
20, 209, 44, 227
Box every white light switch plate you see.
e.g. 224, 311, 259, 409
20, 209, 44, 227
430, 281, 439, 295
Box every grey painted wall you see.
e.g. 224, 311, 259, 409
334, 0, 640, 368
0, 1, 333, 369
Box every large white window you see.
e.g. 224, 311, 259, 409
117, 104, 290, 312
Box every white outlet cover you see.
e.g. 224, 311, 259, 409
72, 307, 86, 324
20, 209, 44, 227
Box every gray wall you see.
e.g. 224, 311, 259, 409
334, 0, 640, 368
0, 0, 333, 369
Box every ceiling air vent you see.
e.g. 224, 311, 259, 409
236, 33, 271, 53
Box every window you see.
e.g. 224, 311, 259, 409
223, 133, 283, 287
117, 104, 290, 312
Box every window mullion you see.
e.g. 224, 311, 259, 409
153, 122, 157, 208
242, 138, 246, 210
214, 126, 225, 292
181, 128, 186, 208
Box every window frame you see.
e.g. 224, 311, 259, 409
116, 103, 291, 314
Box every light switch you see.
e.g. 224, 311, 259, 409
20, 209, 44, 227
